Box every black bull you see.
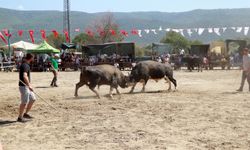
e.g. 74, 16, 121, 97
182, 56, 203, 72
74, 65, 128, 99
129, 61, 177, 93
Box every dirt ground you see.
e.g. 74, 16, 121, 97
1, 70, 250, 150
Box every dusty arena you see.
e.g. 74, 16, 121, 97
1, 70, 250, 150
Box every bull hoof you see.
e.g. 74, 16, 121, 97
74, 94, 78, 97
129, 90, 134, 94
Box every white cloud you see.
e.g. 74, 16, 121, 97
17, 5, 24, 10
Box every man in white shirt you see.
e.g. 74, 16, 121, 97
237, 48, 250, 92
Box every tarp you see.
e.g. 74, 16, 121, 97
27, 41, 60, 54
4, 41, 38, 50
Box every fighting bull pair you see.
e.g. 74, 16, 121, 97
75, 60, 177, 99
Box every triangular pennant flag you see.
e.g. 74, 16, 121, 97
144, 29, 150, 34
40, 30, 46, 40
75, 28, 80, 32
214, 28, 221, 36
198, 28, 205, 35
236, 27, 243, 33
138, 30, 142, 37
159, 26, 162, 31
172, 29, 180, 33
179, 29, 185, 36
231, 27, 236, 31
193, 28, 198, 33
187, 29, 193, 37
165, 28, 171, 32
208, 28, 213, 33
151, 29, 157, 34
244, 27, 249, 35
222, 27, 227, 33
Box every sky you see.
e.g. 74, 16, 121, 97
0, 0, 250, 13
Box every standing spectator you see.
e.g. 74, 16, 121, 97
50, 54, 59, 87
237, 48, 250, 92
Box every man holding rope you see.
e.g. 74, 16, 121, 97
237, 48, 250, 92
17, 54, 36, 123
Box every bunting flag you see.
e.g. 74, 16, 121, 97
85, 29, 94, 37
52, 30, 59, 38
138, 30, 142, 37
40, 30, 46, 40
236, 27, 243, 33
75, 28, 80, 32
109, 29, 116, 36
131, 29, 138, 35
222, 27, 227, 33
198, 28, 205, 35
97, 28, 105, 37
172, 29, 180, 33
2, 29, 9, 37
186, 29, 192, 37
244, 27, 249, 35
159, 26, 162, 31
231, 27, 236, 31
0, 32, 7, 44
29, 30, 35, 43
18, 30, 23, 37
165, 28, 171, 32
208, 28, 213, 33
64, 30, 70, 42
193, 28, 198, 33
179, 29, 184, 36
151, 29, 157, 34
214, 28, 221, 36
120, 30, 128, 37
144, 29, 150, 34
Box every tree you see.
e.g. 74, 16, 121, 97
72, 33, 100, 45
161, 31, 190, 52
46, 33, 65, 49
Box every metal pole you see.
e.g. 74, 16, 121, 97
8, 30, 11, 62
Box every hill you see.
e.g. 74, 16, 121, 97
1, 8, 250, 45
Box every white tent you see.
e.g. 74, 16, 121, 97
6, 41, 38, 50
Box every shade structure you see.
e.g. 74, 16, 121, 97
4, 41, 38, 50
27, 41, 60, 54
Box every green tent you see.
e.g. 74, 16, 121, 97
27, 41, 60, 54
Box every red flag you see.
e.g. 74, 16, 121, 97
97, 28, 105, 37
120, 30, 128, 37
75, 28, 80, 32
52, 30, 59, 38
29, 30, 35, 43
2, 29, 9, 37
85, 29, 94, 37
18, 30, 23, 37
109, 29, 116, 36
40, 30, 46, 40
0, 32, 7, 44
131, 29, 139, 35
64, 30, 70, 43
